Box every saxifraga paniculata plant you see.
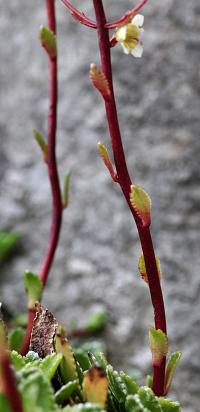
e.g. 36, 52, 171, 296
0, 1, 182, 412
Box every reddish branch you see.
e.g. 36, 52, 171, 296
60, 0, 97, 28
21, 0, 62, 355
0, 350, 24, 412
92, 0, 167, 396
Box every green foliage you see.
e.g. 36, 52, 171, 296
85, 312, 107, 333
63, 172, 71, 208
165, 352, 181, 395
0, 231, 19, 262
40, 26, 57, 58
24, 271, 42, 309
8, 327, 25, 351
0, 394, 12, 412
55, 381, 79, 404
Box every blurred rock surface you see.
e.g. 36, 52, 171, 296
0, 1, 200, 411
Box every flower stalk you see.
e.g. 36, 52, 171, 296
92, 0, 167, 396
21, 0, 62, 355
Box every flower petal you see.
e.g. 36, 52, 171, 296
132, 14, 144, 28
116, 25, 127, 42
131, 42, 143, 58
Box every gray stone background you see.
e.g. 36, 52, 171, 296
0, 0, 200, 410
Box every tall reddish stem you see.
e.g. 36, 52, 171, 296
0, 350, 24, 412
92, 0, 167, 396
40, 0, 62, 288
21, 0, 62, 355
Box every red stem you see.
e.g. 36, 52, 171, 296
0, 350, 24, 412
105, 0, 148, 29
92, 0, 167, 396
40, 0, 62, 288
20, 0, 62, 355
60, 0, 97, 28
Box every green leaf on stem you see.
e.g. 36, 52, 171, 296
164, 352, 181, 395
33, 129, 48, 159
90, 64, 111, 100
82, 365, 108, 408
126, 387, 162, 412
119, 371, 138, 395
40, 26, 57, 59
149, 327, 168, 367
146, 374, 153, 388
55, 333, 78, 383
159, 397, 181, 412
106, 365, 127, 403
0, 231, 20, 262
40, 353, 63, 380
24, 271, 42, 309
85, 311, 106, 333
19, 368, 57, 412
10, 351, 26, 371
63, 171, 71, 208
138, 254, 161, 284
97, 142, 117, 182
55, 380, 79, 404
8, 327, 25, 351
130, 184, 151, 227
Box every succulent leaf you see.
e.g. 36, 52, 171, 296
149, 327, 168, 367
106, 365, 127, 404
55, 333, 78, 383
159, 397, 181, 412
40, 353, 63, 380
83, 365, 108, 408
120, 371, 138, 395
164, 352, 181, 395
55, 380, 79, 404
24, 271, 42, 309
126, 387, 162, 412
40, 25, 57, 58
90, 64, 111, 99
10, 351, 26, 371
130, 185, 151, 227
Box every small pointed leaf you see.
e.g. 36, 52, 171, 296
120, 371, 138, 395
10, 351, 26, 371
90, 64, 111, 99
33, 129, 48, 158
55, 333, 78, 383
130, 184, 151, 227
83, 365, 108, 408
149, 327, 168, 367
138, 254, 161, 284
164, 352, 181, 395
63, 171, 71, 208
40, 25, 57, 58
24, 271, 42, 309
98, 142, 117, 182
106, 365, 127, 403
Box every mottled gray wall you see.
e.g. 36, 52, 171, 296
0, 1, 200, 411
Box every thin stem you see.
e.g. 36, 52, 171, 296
92, 0, 167, 396
40, 0, 62, 288
0, 350, 24, 412
105, 0, 148, 29
60, 0, 97, 28
21, 0, 62, 355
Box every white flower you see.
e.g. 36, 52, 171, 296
115, 14, 144, 58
